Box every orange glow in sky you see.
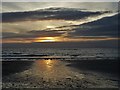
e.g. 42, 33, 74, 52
35, 37, 61, 42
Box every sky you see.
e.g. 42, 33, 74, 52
1, 2, 119, 47
2, 0, 119, 2
2, 2, 118, 13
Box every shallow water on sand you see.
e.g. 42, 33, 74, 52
18, 60, 84, 82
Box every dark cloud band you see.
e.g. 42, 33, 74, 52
2, 7, 110, 23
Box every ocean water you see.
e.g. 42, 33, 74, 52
2, 48, 118, 61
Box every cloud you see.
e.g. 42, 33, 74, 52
2, 7, 110, 23
2, 7, 119, 43
2, 32, 19, 38
69, 13, 119, 38
3, 30, 65, 39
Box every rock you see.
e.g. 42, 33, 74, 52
66, 76, 72, 80
12, 83, 14, 86
30, 82, 33, 84
43, 81, 46, 83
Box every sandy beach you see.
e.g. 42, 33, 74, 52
2, 1, 119, 89
2, 59, 119, 89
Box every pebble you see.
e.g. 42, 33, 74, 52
66, 76, 72, 80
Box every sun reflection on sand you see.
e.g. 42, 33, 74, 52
33, 60, 56, 73
29, 60, 84, 80
45, 59, 52, 66
35, 59, 54, 68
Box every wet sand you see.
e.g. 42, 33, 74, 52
2, 59, 119, 89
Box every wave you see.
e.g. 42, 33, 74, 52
2, 48, 118, 61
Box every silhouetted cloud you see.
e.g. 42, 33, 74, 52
3, 30, 65, 39
69, 13, 119, 37
2, 7, 110, 22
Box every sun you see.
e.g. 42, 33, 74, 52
35, 37, 58, 42
41, 37, 55, 42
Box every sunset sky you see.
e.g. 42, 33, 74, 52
1, 2, 119, 47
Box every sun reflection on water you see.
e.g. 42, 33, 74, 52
45, 59, 52, 66
34, 59, 55, 70
30, 60, 84, 80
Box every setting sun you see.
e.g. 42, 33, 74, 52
35, 37, 60, 42
41, 37, 55, 42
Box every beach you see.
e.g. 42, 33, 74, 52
2, 2, 119, 89
2, 59, 119, 89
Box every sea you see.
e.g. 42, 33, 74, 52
2, 48, 118, 61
